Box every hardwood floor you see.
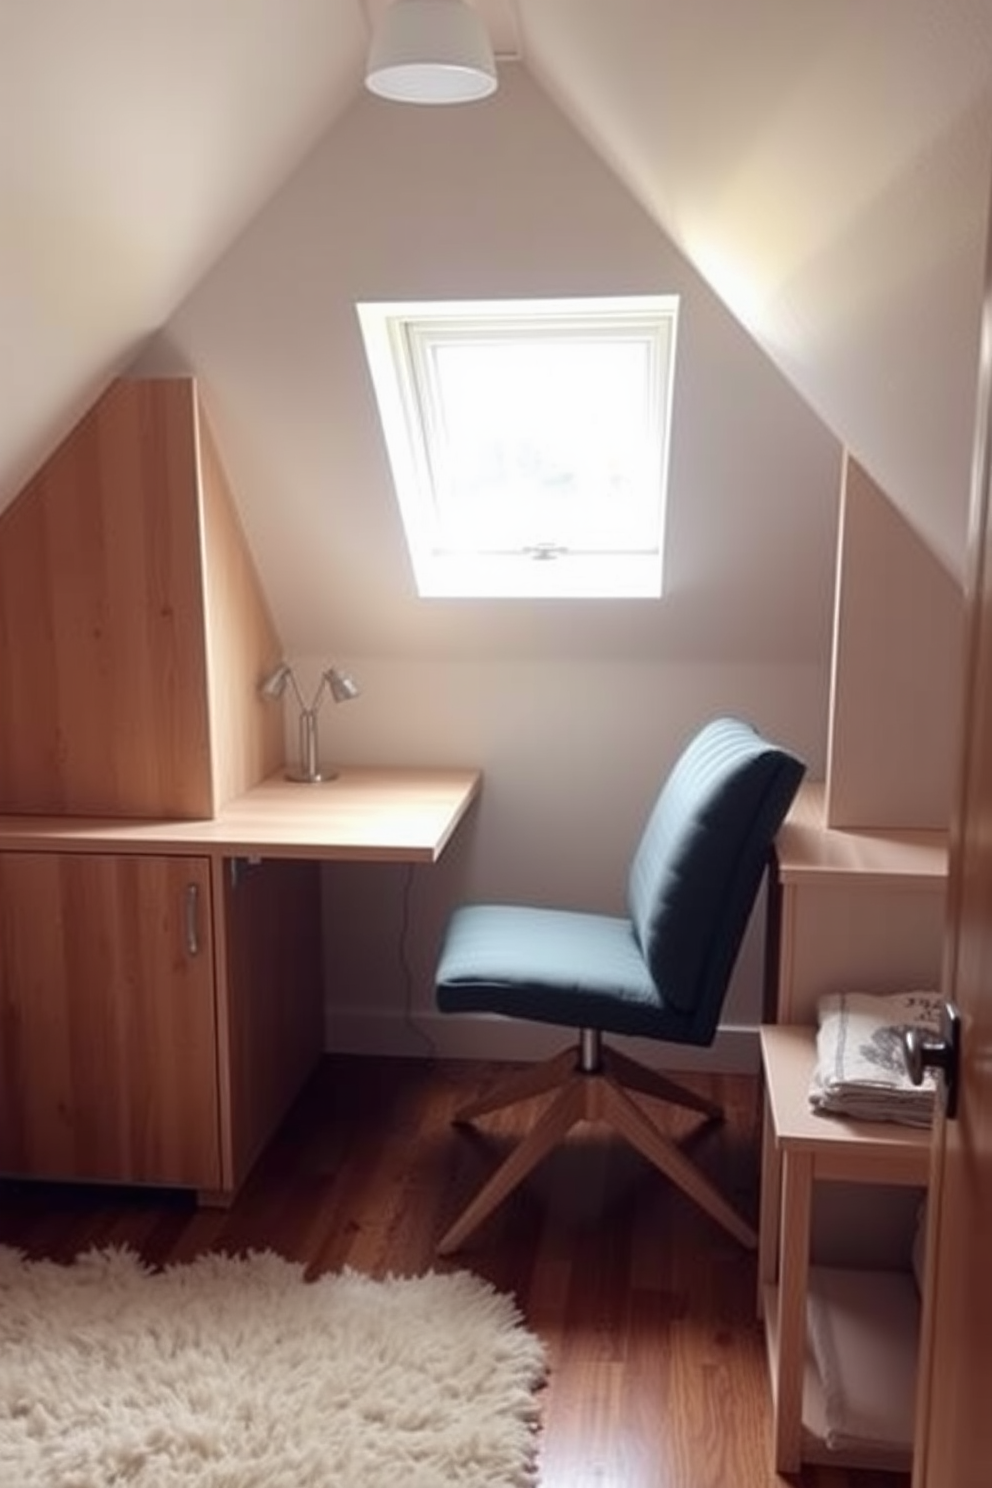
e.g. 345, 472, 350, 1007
0, 1055, 910, 1488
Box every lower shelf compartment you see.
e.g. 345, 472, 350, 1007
763, 1266, 920, 1472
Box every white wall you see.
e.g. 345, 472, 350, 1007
136, 65, 840, 1067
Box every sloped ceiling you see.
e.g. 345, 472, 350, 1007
521, 1, 992, 575
4, 0, 992, 579
0, 0, 367, 503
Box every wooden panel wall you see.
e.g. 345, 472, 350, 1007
0, 379, 213, 817
0, 377, 283, 818
195, 395, 283, 808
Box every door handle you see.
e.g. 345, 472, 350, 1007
901, 1001, 961, 1119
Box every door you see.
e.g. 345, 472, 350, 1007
0, 852, 221, 1189
913, 191, 992, 1485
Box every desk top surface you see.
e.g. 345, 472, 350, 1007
0, 768, 482, 863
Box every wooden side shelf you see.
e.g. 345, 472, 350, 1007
759, 1025, 931, 1473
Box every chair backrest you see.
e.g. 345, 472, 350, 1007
627, 717, 805, 1044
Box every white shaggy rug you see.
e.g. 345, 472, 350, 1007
0, 1246, 546, 1487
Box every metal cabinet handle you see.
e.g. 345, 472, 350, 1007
185, 882, 200, 957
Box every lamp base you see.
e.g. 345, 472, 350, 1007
284, 767, 340, 784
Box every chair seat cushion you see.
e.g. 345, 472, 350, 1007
435, 903, 694, 1041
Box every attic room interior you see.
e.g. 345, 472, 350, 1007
1, 3, 991, 1486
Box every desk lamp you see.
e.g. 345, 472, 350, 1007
259, 662, 361, 783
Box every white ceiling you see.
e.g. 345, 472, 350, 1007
4, 1, 992, 575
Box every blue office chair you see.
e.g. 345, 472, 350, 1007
434, 716, 805, 1254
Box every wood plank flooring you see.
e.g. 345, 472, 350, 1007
0, 1055, 911, 1488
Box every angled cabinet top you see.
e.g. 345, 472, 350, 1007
0, 378, 282, 820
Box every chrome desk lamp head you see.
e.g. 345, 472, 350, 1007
258, 662, 361, 783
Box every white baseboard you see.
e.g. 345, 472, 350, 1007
325, 1007, 760, 1074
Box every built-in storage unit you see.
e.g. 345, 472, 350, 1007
759, 1024, 932, 1472
0, 377, 482, 1202
0, 377, 324, 1200
763, 778, 947, 1474
759, 452, 955, 1473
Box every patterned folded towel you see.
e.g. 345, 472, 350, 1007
809, 991, 943, 1127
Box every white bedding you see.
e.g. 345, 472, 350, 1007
806, 1266, 920, 1452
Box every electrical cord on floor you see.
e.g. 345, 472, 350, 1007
399, 862, 438, 1060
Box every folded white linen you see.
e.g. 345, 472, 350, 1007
806, 1266, 920, 1452
809, 990, 942, 1127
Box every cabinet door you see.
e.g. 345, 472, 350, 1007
0, 852, 221, 1188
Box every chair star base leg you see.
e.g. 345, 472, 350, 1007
437, 1079, 586, 1255
437, 1056, 756, 1255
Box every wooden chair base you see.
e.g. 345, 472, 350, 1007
437, 1047, 757, 1255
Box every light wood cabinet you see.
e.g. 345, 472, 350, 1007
0, 379, 466, 1204
0, 852, 222, 1188
0, 772, 477, 1199
0, 375, 311, 1198
759, 1025, 931, 1473
761, 785, 949, 1471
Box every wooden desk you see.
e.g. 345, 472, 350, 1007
759, 1025, 931, 1473
0, 769, 482, 861
0, 769, 481, 1200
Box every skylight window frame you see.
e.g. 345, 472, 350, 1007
357, 295, 679, 599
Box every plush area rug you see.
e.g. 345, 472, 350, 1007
0, 1246, 546, 1487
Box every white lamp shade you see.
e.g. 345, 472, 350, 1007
366, 0, 497, 105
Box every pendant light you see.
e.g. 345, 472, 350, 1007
365, 0, 497, 105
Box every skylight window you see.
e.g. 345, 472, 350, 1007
357, 296, 679, 599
